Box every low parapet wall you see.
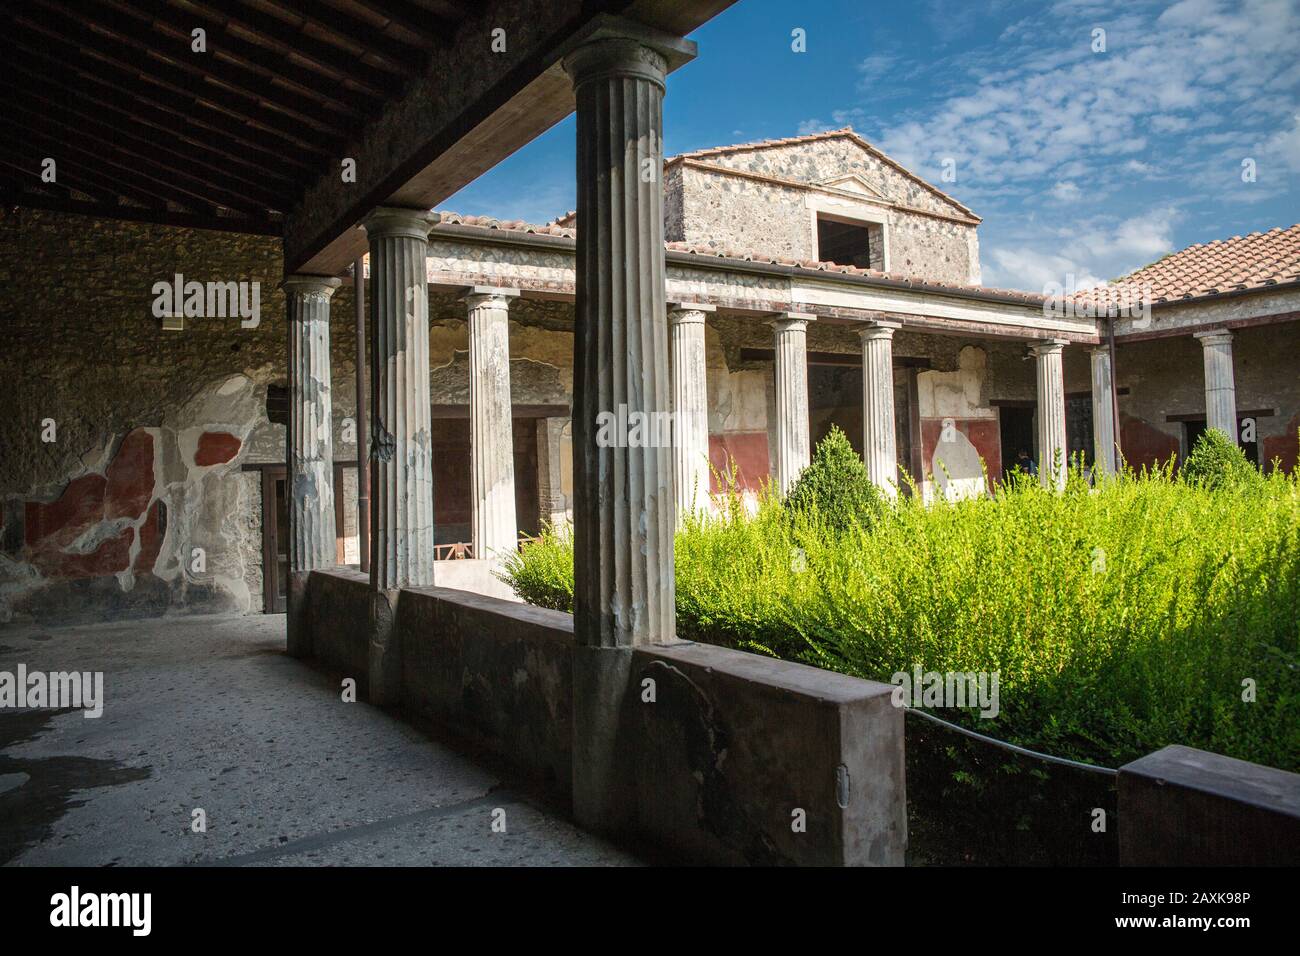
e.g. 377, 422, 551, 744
304, 567, 907, 866
1119, 745, 1300, 865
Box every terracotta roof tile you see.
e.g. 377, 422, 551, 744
1076, 224, 1300, 307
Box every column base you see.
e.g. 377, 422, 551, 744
286, 570, 312, 658
571, 644, 637, 834
368, 588, 402, 705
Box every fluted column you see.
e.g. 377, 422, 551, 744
861, 321, 901, 496
771, 312, 815, 493
565, 27, 694, 835
567, 36, 676, 651
283, 275, 341, 657
362, 207, 435, 591
1194, 329, 1238, 443
669, 302, 714, 516
465, 286, 519, 564
1031, 339, 1068, 490
1090, 346, 1119, 477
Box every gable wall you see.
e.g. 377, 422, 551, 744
670, 137, 982, 285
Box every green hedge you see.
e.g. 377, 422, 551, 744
505, 463, 1300, 775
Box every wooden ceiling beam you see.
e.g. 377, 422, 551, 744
0, 44, 315, 178
7, 98, 287, 213
73, 0, 364, 134
178, 0, 401, 93
13, 14, 338, 154
6, 21, 330, 160
99, 0, 377, 118
0, 73, 299, 194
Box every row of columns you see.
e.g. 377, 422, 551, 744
280, 24, 1245, 830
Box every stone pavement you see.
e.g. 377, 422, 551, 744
0, 613, 638, 866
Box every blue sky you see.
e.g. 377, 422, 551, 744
447, 0, 1299, 292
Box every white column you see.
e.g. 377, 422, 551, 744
1194, 329, 1238, 444
284, 275, 342, 573
283, 275, 341, 657
669, 302, 714, 515
362, 207, 435, 590
860, 320, 901, 496
465, 286, 520, 564
1031, 339, 1068, 490
1090, 346, 1119, 476
770, 312, 815, 493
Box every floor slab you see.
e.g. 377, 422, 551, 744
0, 613, 637, 867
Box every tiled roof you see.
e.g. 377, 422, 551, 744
431, 211, 1045, 304
665, 126, 979, 221
433, 210, 574, 238
1077, 225, 1300, 307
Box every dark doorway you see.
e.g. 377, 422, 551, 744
431, 416, 542, 547
260, 467, 289, 614
998, 405, 1035, 481
1184, 417, 1259, 465
1066, 395, 1094, 468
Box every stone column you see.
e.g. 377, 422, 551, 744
362, 207, 434, 702
1194, 329, 1238, 444
565, 27, 692, 834
669, 302, 714, 515
283, 275, 341, 658
1030, 339, 1069, 490
860, 320, 901, 496
771, 312, 815, 493
464, 286, 520, 564
1090, 346, 1119, 477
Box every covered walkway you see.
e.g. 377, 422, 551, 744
0, 614, 636, 866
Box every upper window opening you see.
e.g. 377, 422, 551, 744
816, 215, 873, 269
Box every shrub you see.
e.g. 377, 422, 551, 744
1181, 427, 1258, 489
784, 426, 884, 532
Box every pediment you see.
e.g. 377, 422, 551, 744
815, 174, 887, 200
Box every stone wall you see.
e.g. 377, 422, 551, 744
0, 209, 331, 623
667, 135, 982, 285
1078, 321, 1300, 471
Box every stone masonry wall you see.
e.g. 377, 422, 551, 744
671, 135, 981, 285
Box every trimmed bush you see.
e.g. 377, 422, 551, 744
784, 425, 884, 532
1181, 427, 1258, 489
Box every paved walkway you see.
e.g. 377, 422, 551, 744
0, 613, 637, 866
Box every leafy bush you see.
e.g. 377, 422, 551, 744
1181, 427, 1258, 489
784, 426, 884, 532
508, 467, 1300, 862
508, 467, 1300, 774
499, 522, 573, 611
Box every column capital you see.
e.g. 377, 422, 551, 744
768, 311, 816, 333
281, 275, 341, 299
1090, 344, 1112, 357
561, 17, 695, 90
1028, 337, 1069, 357
463, 286, 520, 310
1194, 328, 1233, 346
859, 320, 902, 341
668, 302, 715, 325
362, 206, 434, 241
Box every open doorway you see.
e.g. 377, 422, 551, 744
997, 404, 1035, 481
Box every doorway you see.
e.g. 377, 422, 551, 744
998, 404, 1035, 481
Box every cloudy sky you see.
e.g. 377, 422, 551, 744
447, 0, 1299, 292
